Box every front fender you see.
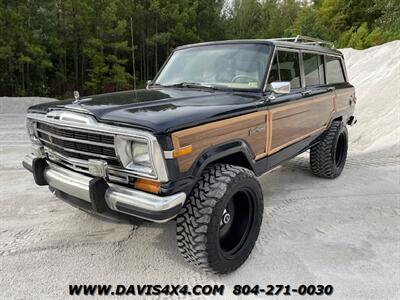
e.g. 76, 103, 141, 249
160, 140, 262, 196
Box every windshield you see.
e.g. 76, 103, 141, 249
154, 43, 272, 90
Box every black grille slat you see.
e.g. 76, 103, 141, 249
37, 122, 121, 167
42, 140, 118, 165
39, 133, 115, 156
37, 123, 114, 145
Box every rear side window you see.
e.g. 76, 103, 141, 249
303, 53, 325, 85
268, 50, 301, 89
326, 56, 345, 84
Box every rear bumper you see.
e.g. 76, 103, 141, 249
23, 154, 186, 223
347, 115, 357, 126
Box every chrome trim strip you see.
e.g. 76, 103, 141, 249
163, 150, 174, 159
36, 128, 115, 148
263, 46, 276, 92
27, 112, 169, 182
108, 174, 129, 184
45, 147, 90, 173
39, 137, 118, 160
36, 118, 114, 136
61, 105, 93, 115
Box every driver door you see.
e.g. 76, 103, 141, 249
265, 49, 334, 155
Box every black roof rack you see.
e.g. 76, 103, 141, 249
269, 35, 335, 49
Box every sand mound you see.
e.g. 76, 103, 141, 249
340, 41, 400, 152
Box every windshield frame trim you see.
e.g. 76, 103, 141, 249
151, 42, 274, 93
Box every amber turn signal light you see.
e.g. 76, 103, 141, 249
172, 145, 193, 158
134, 178, 161, 194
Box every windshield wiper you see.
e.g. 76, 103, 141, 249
163, 82, 215, 89
155, 82, 234, 91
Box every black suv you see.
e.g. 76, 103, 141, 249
23, 36, 356, 273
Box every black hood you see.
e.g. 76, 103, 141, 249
28, 88, 264, 134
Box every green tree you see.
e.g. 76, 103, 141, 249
0, 0, 398, 97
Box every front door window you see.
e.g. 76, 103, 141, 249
267, 50, 301, 89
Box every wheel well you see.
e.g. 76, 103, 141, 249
211, 152, 253, 171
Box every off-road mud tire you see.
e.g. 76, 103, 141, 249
310, 121, 348, 178
176, 164, 263, 274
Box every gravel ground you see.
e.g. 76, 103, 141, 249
0, 112, 399, 299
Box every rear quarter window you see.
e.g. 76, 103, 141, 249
326, 56, 346, 84
303, 53, 325, 86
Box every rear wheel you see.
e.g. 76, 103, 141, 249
310, 121, 348, 178
176, 164, 263, 274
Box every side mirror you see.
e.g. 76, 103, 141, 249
146, 80, 152, 89
268, 81, 291, 101
270, 81, 291, 94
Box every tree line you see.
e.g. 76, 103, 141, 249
0, 0, 398, 98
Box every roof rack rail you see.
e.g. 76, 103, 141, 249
270, 35, 335, 48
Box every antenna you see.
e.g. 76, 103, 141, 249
130, 17, 136, 90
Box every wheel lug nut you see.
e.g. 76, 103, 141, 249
223, 213, 231, 224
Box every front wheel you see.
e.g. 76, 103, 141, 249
176, 164, 263, 274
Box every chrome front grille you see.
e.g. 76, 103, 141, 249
27, 111, 169, 182
37, 122, 114, 144
36, 122, 121, 167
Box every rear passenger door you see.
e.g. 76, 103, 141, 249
301, 52, 336, 130
325, 55, 354, 113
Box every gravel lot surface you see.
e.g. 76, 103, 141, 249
1, 114, 399, 300
1, 42, 399, 299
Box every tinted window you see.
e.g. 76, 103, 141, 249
303, 53, 325, 85
155, 44, 272, 89
267, 51, 301, 88
278, 51, 301, 88
326, 56, 345, 84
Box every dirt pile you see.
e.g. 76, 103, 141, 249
340, 40, 400, 152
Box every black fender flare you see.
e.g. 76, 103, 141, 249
190, 140, 257, 180
162, 140, 260, 196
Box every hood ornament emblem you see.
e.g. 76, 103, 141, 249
73, 91, 80, 104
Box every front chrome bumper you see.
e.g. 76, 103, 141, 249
23, 154, 186, 223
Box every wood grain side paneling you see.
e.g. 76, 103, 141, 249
268, 95, 335, 154
172, 111, 268, 172
335, 88, 352, 112
171, 92, 337, 172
